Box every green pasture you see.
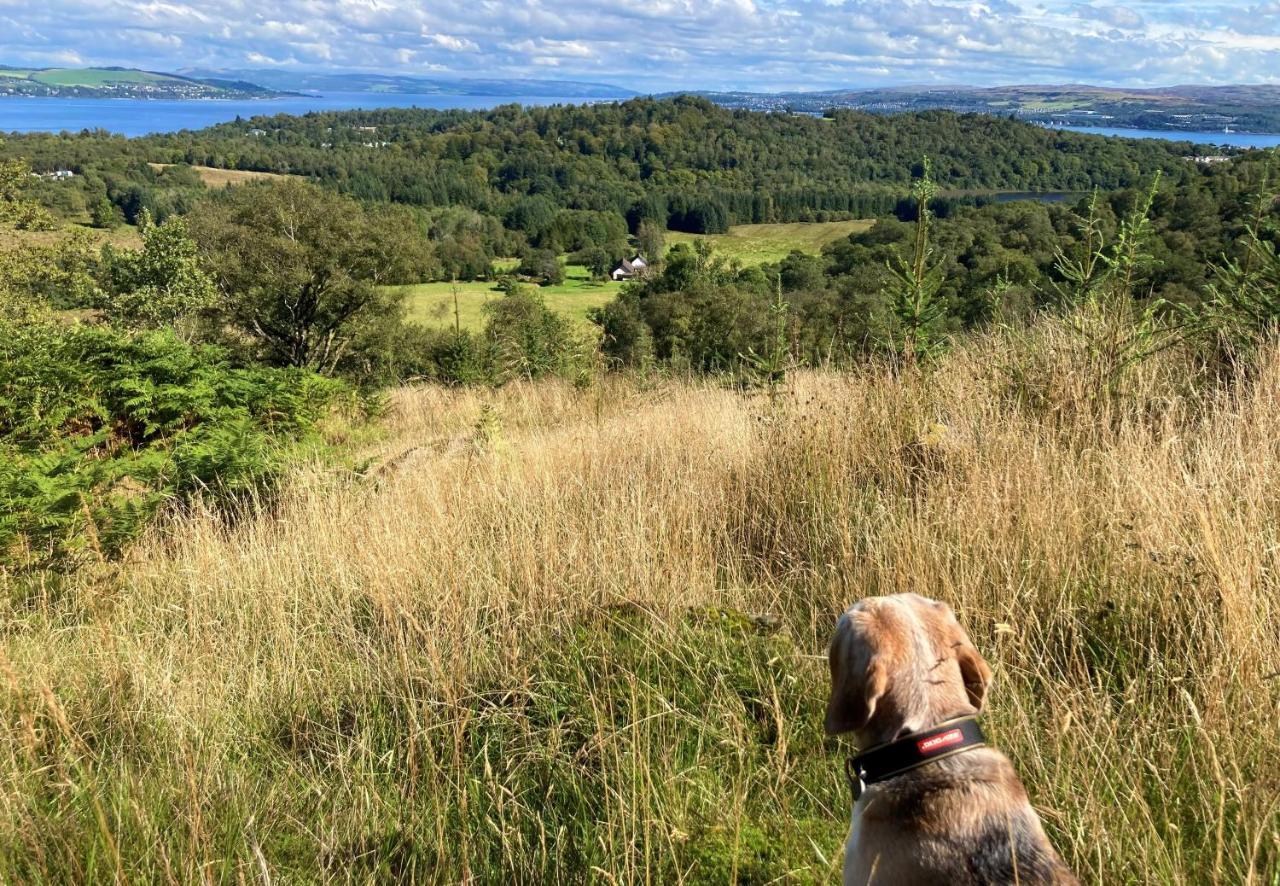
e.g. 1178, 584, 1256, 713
30, 68, 177, 87
396, 221, 879, 331
394, 264, 620, 331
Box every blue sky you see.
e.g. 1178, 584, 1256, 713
3, 1, 1279, 91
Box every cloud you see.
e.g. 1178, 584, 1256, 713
423, 31, 479, 53
1074, 4, 1145, 30
4, 0, 1280, 91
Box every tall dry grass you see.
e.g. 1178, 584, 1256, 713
1, 325, 1277, 883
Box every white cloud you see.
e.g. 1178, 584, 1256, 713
423, 31, 479, 52
4, 0, 1280, 90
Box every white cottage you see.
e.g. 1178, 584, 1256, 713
610, 255, 649, 281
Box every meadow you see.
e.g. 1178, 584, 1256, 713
666, 220, 875, 266
1, 316, 1276, 883
398, 223, 871, 332
395, 264, 621, 331
146, 164, 292, 188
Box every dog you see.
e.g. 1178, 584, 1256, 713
826, 593, 1077, 885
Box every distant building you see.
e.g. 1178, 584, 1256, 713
32, 169, 75, 180
610, 255, 649, 281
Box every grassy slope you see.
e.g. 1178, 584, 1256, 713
667, 220, 874, 265
396, 264, 620, 331
1, 323, 1277, 882
0, 223, 141, 252
147, 163, 292, 188
29, 68, 181, 87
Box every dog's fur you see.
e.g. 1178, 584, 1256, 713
826, 593, 1077, 885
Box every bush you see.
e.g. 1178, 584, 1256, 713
516, 249, 565, 286
0, 322, 342, 573
484, 286, 584, 383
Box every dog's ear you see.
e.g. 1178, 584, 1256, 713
825, 613, 887, 735
955, 643, 993, 711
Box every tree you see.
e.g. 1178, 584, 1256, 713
637, 220, 666, 265
188, 179, 432, 372
582, 246, 613, 282
98, 210, 217, 338
882, 158, 948, 365
0, 154, 53, 231
484, 285, 580, 382
89, 195, 119, 229
517, 249, 565, 286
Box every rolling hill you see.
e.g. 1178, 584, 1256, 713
684, 83, 1280, 133
0, 66, 290, 99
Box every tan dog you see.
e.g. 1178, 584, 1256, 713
826, 594, 1077, 885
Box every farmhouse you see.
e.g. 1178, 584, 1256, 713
610, 255, 648, 281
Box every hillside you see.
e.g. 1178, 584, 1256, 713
127, 97, 1205, 227
180, 68, 638, 98
0, 66, 290, 99
2, 336, 1276, 881
3, 80, 1279, 881
691, 83, 1280, 133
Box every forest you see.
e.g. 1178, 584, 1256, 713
7, 96, 1209, 238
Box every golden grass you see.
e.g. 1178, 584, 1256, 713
0, 223, 141, 252
1, 325, 1277, 881
147, 163, 293, 188
667, 220, 875, 265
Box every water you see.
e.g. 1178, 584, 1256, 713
0, 92, 613, 137
1053, 125, 1280, 150
988, 191, 1080, 204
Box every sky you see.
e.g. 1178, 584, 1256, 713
3, 0, 1280, 92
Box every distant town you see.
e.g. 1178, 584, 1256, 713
0, 66, 290, 100
679, 84, 1280, 134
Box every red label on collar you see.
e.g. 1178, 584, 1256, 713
917, 728, 964, 754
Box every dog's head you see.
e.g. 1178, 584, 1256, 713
825, 593, 992, 739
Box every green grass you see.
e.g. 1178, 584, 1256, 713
393, 264, 621, 331
397, 220, 881, 331
666, 220, 874, 266
29, 68, 179, 87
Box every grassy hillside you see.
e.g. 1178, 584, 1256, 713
667, 220, 875, 265
147, 163, 292, 188
0, 318, 1275, 881
28, 68, 182, 87
0, 67, 282, 98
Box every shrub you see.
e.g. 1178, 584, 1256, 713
0, 322, 342, 573
484, 286, 584, 383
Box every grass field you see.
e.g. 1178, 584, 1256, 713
147, 163, 293, 188
667, 220, 874, 265
1, 319, 1276, 882
395, 263, 621, 331
0, 223, 141, 252
398, 221, 876, 331
29, 68, 178, 87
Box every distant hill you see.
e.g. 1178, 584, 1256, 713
179, 68, 637, 99
676, 84, 1280, 134
0, 66, 292, 99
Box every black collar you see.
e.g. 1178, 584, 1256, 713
845, 717, 986, 801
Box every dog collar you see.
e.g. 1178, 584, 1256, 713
845, 717, 986, 801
